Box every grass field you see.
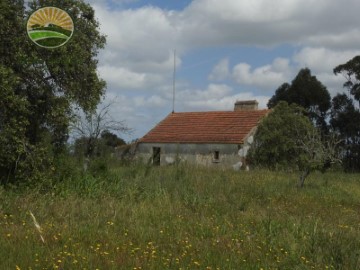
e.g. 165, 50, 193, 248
1, 164, 359, 269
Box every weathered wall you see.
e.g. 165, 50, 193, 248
136, 143, 243, 168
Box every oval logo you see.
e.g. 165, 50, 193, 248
27, 7, 74, 48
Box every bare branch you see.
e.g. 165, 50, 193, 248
70, 98, 132, 158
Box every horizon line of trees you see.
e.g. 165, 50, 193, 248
249, 55, 360, 182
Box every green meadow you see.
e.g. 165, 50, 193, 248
1, 163, 359, 269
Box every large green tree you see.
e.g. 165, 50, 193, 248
332, 56, 360, 171
249, 102, 340, 187
268, 68, 331, 132
0, 0, 106, 184
249, 102, 314, 169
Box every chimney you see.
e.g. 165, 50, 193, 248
234, 100, 258, 111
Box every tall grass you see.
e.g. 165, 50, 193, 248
1, 164, 359, 269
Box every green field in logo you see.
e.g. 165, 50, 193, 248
27, 7, 74, 48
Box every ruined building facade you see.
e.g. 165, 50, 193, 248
136, 100, 268, 169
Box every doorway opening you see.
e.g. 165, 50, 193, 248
152, 147, 161, 166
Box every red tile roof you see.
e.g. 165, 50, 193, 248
139, 109, 270, 144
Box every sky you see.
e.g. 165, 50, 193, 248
82, 0, 360, 141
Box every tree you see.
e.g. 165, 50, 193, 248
71, 101, 131, 159
249, 101, 340, 187
101, 130, 126, 148
334, 55, 360, 105
332, 56, 360, 171
267, 83, 290, 108
296, 128, 341, 187
0, 67, 29, 184
73, 131, 126, 159
0, 0, 106, 184
249, 102, 314, 169
268, 68, 331, 132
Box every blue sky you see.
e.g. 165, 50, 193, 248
83, 0, 360, 141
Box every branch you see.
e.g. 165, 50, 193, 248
70, 98, 132, 141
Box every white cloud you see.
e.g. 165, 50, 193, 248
90, 0, 360, 95
176, 0, 360, 49
208, 58, 230, 81
177, 84, 233, 102
100, 93, 170, 141
229, 47, 360, 95
98, 66, 163, 89
87, 0, 138, 8
315, 73, 346, 96
133, 95, 167, 108
86, 0, 359, 53
292, 47, 360, 94
182, 92, 270, 111
94, 5, 179, 67
176, 84, 269, 111
293, 47, 360, 73
79, 0, 360, 140
232, 58, 291, 89
186, 0, 302, 23
304, 29, 360, 50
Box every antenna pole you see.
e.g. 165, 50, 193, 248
172, 49, 176, 113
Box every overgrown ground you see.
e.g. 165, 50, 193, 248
1, 164, 359, 269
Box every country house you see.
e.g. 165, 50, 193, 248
136, 100, 269, 169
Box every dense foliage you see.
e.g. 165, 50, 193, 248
332, 56, 360, 171
0, 0, 106, 184
266, 62, 360, 172
249, 102, 315, 169
249, 102, 340, 186
268, 68, 331, 132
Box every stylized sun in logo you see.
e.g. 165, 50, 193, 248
27, 7, 74, 48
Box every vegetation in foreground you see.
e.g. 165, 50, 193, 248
1, 164, 359, 270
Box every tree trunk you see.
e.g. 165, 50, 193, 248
298, 169, 310, 188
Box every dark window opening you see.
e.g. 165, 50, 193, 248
153, 147, 161, 166
213, 150, 220, 162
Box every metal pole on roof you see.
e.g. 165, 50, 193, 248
172, 49, 176, 113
